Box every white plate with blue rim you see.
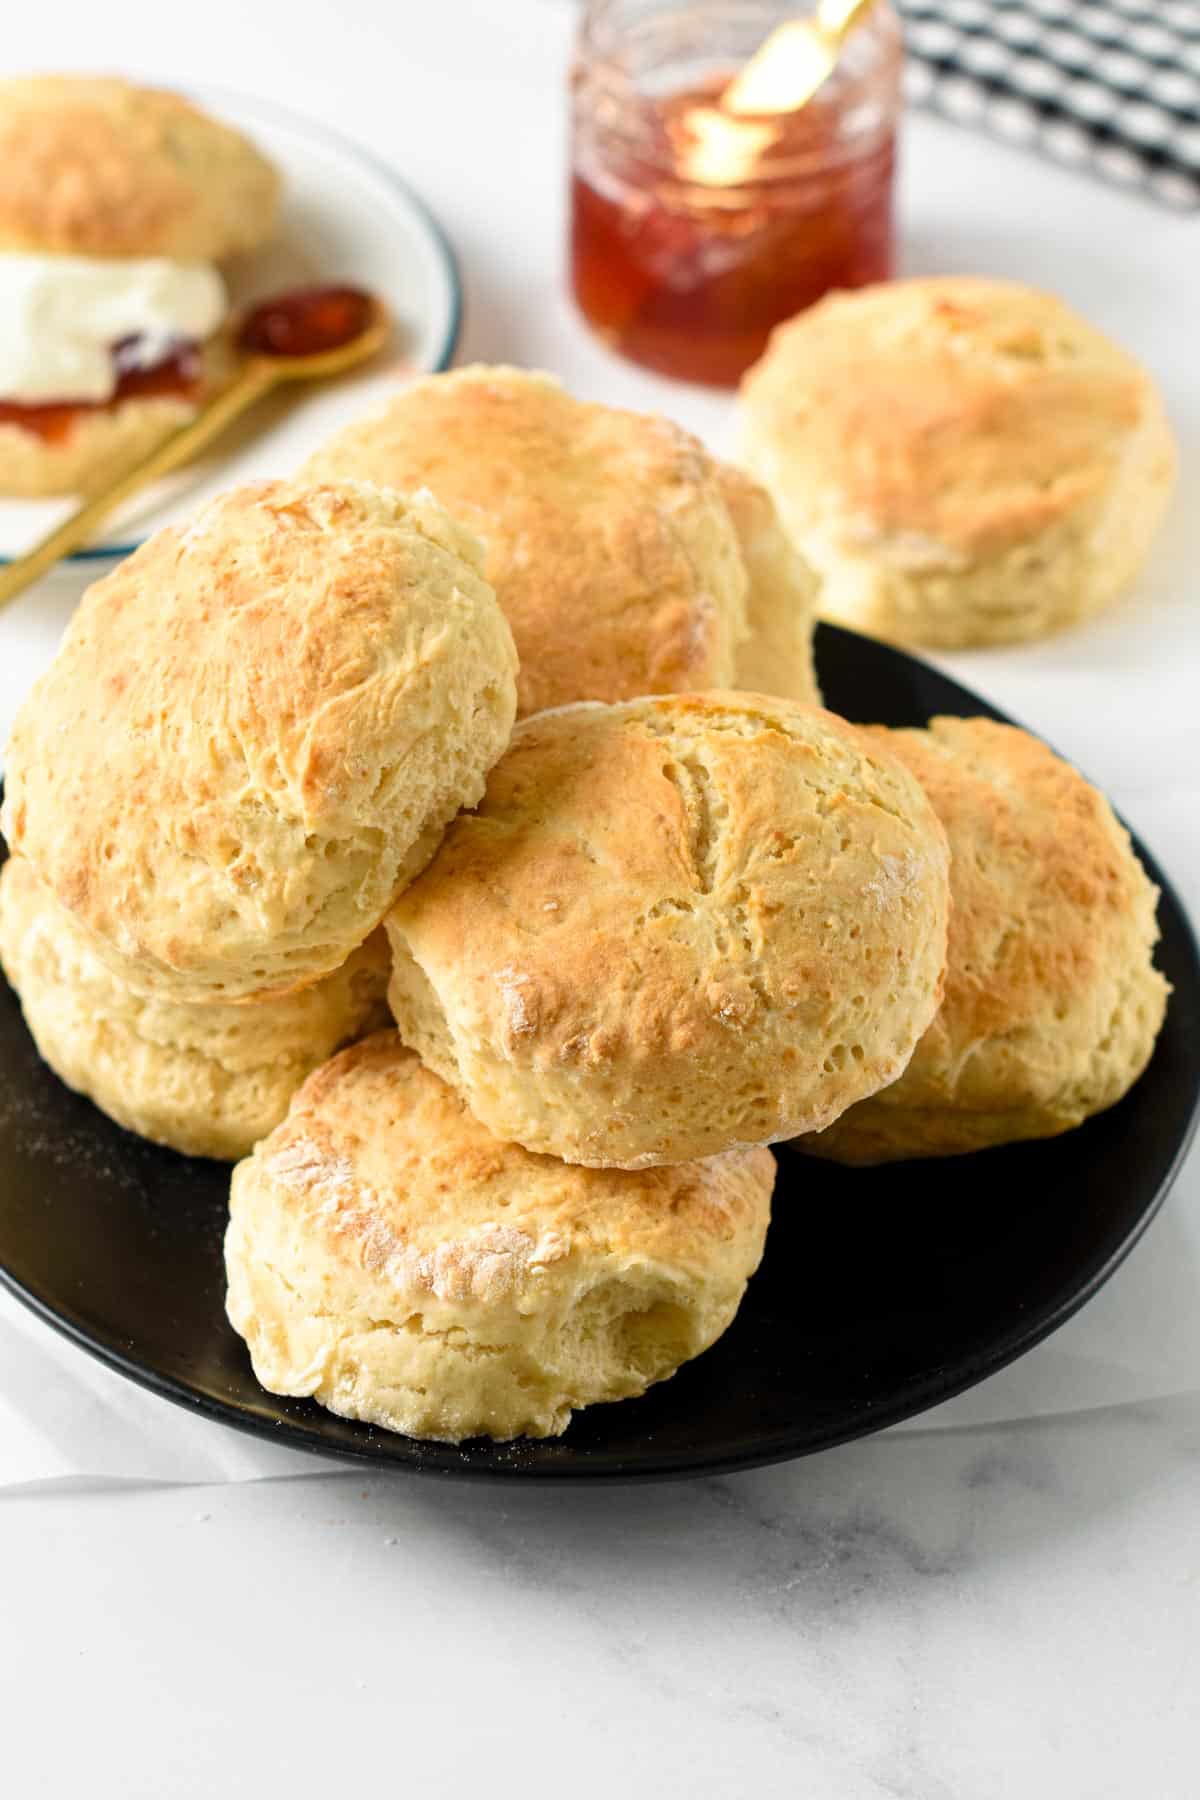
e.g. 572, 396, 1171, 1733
0, 86, 463, 564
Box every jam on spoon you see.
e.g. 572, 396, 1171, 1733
238, 285, 374, 359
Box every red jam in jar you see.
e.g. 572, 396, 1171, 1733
570, 2, 903, 387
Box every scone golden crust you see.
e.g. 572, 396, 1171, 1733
225, 1032, 774, 1443
0, 338, 230, 499
385, 692, 951, 1168
0, 391, 199, 499
2, 481, 518, 1002
803, 718, 1169, 1163
301, 365, 751, 717
739, 277, 1177, 648
0, 857, 391, 1160
715, 461, 821, 706
0, 76, 280, 260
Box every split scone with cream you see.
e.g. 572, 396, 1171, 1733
0, 76, 280, 495
2, 481, 518, 1003
301, 365, 821, 714
0, 856, 390, 1161
801, 718, 1170, 1163
385, 692, 951, 1169
225, 1032, 775, 1442
739, 277, 1176, 648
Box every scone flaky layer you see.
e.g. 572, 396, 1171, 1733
226, 1033, 774, 1442
0, 856, 391, 1160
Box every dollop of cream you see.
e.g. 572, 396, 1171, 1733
0, 254, 227, 403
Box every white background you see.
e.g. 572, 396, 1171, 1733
2, 3, 1199, 1795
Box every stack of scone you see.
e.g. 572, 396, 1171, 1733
0, 360, 1171, 1446
226, 684, 951, 1442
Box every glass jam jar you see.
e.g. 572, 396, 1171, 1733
569, 0, 903, 387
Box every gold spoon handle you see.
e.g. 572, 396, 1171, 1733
0, 359, 280, 611
817, 0, 877, 43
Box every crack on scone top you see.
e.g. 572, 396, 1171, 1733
659, 750, 723, 896
631, 701, 914, 833
638, 719, 775, 1012
619, 703, 938, 1023
634, 700, 789, 744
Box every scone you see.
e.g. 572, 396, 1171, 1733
802, 718, 1170, 1163
739, 277, 1176, 648
0, 76, 280, 496
715, 460, 820, 705
385, 692, 950, 1168
301, 365, 820, 714
225, 1032, 775, 1442
2, 481, 518, 1003
0, 855, 391, 1160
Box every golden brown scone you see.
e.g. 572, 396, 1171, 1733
715, 460, 821, 705
385, 692, 950, 1168
302, 365, 761, 717
2, 481, 518, 1003
739, 278, 1176, 648
0, 856, 391, 1160
0, 338, 231, 499
802, 718, 1169, 1163
225, 1032, 775, 1442
0, 76, 280, 260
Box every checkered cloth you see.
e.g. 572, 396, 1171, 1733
898, 0, 1200, 209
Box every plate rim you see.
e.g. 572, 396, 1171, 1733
1, 623, 1198, 1482
0, 84, 464, 567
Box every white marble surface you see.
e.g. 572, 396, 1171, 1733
2, 2, 1200, 1792
5, 1399, 1200, 1797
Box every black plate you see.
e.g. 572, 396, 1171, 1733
2, 624, 1198, 1481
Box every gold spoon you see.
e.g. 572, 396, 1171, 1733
681, 0, 879, 185
0, 285, 389, 610
723, 0, 879, 117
